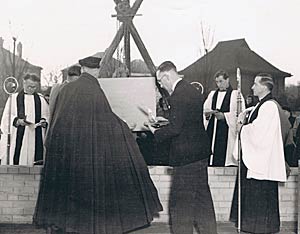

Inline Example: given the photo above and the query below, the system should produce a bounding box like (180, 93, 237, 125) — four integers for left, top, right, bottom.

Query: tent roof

(180, 38, 291, 81)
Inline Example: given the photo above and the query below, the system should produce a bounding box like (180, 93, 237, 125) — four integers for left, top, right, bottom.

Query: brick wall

(0, 165, 298, 225)
(0, 166, 41, 223)
(149, 166, 298, 224)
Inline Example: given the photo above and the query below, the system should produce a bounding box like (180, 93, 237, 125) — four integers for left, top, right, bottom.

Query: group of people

(149, 63, 291, 234)
(202, 69, 296, 233)
(0, 57, 162, 234)
(0, 56, 297, 234)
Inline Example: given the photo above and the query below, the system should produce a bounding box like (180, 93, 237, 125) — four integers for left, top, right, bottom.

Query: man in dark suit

(147, 61, 217, 234)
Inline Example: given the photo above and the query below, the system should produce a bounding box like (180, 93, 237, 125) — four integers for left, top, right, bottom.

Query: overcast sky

(0, 0, 299, 85)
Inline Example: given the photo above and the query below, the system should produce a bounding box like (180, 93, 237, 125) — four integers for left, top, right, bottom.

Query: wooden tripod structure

(98, 0, 156, 78)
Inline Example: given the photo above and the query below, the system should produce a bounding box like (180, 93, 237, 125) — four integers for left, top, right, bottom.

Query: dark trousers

(169, 159, 217, 234)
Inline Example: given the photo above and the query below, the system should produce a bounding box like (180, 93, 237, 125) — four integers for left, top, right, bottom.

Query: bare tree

(199, 21, 215, 56)
(198, 21, 215, 95)
(43, 70, 63, 87)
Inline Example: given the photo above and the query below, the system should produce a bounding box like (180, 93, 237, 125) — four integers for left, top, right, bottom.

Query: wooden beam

(124, 24, 131, 75)
(127, 21, 156, 76)
(127, 20, 169, 108)
(98, 0, 143, 77)
(98, 24, 124, 77)
(131, 0, 143, 15)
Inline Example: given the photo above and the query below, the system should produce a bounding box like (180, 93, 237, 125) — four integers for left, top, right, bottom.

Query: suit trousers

(169, 159, 217, 234)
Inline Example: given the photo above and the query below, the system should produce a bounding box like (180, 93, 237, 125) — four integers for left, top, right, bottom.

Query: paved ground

(0, 222, 297, 234)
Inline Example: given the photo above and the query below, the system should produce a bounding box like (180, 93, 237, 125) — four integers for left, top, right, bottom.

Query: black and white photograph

(0, 0, 299, 233)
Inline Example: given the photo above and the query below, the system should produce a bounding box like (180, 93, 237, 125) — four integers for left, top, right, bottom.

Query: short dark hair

(256, 73, 274, 91)
(23, 73, 40, 82)
(157, 61, 177, 73)
(214, 70, 229, 79)
(68, 65, 81, 76)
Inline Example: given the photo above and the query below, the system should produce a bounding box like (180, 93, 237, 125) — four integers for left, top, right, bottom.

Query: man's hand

(238, 107, 254, 125)
(155, 116, 168, 122)
(204, 113, 211, 120)
(237, 122, 243, 133)
(214, 111, 225, 120)
(35, 119, 47, 128)
(144, 122, 157, 134)
(16, 119, 28, 127)
(237, 112, 247, 125)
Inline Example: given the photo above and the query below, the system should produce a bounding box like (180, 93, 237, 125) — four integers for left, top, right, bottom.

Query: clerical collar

(258, 92, 272, 103)
(23, 89, 34, 95)
(172, 78, 182, 92)
(247, 92, 273, 124)
(217, 85, 231, 93)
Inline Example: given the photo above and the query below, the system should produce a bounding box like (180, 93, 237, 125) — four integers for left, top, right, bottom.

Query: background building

(0, 37, 42, 118)
(180, 38, 292, 99)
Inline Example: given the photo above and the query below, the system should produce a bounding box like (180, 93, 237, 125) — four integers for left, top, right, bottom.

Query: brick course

(150, 166, 298, 224)
(0, 165, 297, 226)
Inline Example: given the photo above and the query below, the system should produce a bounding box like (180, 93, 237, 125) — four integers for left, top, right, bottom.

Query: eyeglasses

(157, 74, 168, 83)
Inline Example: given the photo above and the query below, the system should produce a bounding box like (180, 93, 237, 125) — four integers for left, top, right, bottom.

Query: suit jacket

(154, 80, 211, 166)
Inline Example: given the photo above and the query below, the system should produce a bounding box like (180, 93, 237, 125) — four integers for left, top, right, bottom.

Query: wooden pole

(124, 24, 131, 75)
(236, 68, 243, 233)
(6, 95, 12, 165)
(98, 0, 143, 77)
(127, 21, 156, 76)
(98, 24, 124, 78)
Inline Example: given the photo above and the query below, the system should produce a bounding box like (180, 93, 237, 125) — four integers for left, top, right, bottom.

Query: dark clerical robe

(204, 87, 245, 166)
(33, 72, 162, 234)
(230, 93, 286, 233)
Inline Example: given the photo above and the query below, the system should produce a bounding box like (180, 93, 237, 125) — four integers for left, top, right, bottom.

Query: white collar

(172, 78, 182, 92)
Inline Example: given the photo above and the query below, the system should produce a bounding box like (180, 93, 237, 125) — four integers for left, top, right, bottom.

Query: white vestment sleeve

(0, 94, 18, 163)
(40, 96, 50, 123)
(203, 91, 215, 130)
(224, 90, 245, 134)
(241, 101, 287, 182)
(223, 91, 245, 166)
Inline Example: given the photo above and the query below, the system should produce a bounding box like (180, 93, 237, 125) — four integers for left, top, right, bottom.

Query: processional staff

(3, 76, 19, 165)
(236, 68, 243, 233)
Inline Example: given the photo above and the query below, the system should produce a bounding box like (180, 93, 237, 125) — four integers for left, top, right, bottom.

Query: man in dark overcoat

(147, 61, 217, 234)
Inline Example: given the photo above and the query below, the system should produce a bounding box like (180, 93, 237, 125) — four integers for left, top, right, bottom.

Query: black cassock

(33, 72, 162, 234)
(230, 94, 281, 234)
(206, 87, 233, 166)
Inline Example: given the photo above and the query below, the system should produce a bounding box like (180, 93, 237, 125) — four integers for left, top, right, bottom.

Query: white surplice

(0, 93, 49, 166)
(240, 100, 287, 182)
(204, 90, 245, 166)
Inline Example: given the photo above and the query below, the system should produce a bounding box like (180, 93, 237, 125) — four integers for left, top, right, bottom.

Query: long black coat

(33, 73, 162, 234)
(154, 80, 211, 166)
